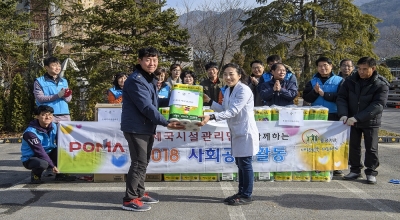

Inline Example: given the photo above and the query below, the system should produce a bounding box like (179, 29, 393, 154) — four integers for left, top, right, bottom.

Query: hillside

(360, 0, 400, 28)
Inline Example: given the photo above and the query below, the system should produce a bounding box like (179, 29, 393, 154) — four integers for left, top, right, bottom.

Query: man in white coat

(199, 63, 259, 206)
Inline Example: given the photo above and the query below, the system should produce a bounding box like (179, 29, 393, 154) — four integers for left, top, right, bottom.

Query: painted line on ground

(220, 181, 246, 220)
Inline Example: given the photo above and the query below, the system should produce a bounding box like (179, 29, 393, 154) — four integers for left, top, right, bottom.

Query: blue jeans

(235, 156, 254, 198)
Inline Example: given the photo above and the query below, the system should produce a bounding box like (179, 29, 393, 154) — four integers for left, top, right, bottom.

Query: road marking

(338, 181, 399, 219)
(220, 181, 246, 220)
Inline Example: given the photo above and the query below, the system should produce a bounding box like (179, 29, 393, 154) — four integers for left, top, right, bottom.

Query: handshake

(58, 88, 72, 98)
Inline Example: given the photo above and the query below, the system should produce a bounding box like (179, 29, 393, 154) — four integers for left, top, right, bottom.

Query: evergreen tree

(240, 0, 384, 89)
(0, 87, 5, 131)
(7, 74, 31, 132)
(58, 0, 189, 120)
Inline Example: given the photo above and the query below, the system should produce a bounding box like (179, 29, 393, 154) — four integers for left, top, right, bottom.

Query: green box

(292, 171, 311, 182)
(164, 173, 181, 181)
(254, 172, 274, 181)
(311, 171, 331, 182)
(274, 172, 292, 181)
(181, 173, 199, 181)
(199, 173, 219, 182)
(220, 173, 237, 181)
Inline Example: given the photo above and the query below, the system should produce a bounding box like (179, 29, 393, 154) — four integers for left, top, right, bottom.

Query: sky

(164, 0, 270, 14)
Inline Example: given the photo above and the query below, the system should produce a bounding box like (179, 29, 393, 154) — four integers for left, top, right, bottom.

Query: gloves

(339, 116, 348, 124)
(58, 88, 65, 98)
(346, 117, 357, 126)
(64, 88, 72, 97)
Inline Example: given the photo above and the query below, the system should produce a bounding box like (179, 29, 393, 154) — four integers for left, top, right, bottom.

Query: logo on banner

(301, 129, 320, 144)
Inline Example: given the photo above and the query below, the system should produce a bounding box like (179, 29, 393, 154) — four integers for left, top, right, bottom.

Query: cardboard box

(145, 174, 162, 182)
(274, 172, 292, 181)
(199, 173, 219, 182)
(220, 173, 237, 181)
(164, 173, 181, 181)
(94, 174, 125, 182)
(94, 103, 122, 121)
(255, 172, 273, 181)
(181, 173, 200, 181)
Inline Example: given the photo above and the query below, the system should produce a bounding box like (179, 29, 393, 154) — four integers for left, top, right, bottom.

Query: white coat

(211, 81, 259, 157)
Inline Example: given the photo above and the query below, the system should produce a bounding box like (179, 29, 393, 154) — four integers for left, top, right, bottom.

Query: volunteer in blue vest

(198, 63, 259, 206)
(302, 56, 344, 121)
(154, 68, 170, 99)
(108, 73, 127, 104)
(34, 57, 72, 123)
(21, 105, 75, 183)
(259, 55, 298, 86)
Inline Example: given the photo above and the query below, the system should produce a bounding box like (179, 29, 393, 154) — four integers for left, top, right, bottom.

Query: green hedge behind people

(337, 57, 389, 184)
(21, 105, 76, 184)
(120, 47, 184, 212)
(198, 63, 259, 206)
(34, 57, 72, 123)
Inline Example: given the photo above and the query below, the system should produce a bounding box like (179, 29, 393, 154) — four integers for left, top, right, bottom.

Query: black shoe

(55, 174, 77, 181)
(343, 172, 363, 180)
(223, 193, 241, 202)
(333, 170, 344, 177)
(226, 197, 252, 206)
(30, 172, 44, 184)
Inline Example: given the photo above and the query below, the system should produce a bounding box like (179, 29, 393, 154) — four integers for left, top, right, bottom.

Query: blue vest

(109, 86, 123, 100)
(310, 74, 342, 113)
(262, 72, 293, 83)
(36, 76, 70, 114)
(220, 86, 228, 97)
(158, 84, 170, 98)
(20, 123, 57, 162)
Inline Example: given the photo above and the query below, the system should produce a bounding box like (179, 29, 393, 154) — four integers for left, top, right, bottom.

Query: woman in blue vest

(302, 57, 344, 121)
(108, 73, 127, 104)
(154, 68, 170, 99)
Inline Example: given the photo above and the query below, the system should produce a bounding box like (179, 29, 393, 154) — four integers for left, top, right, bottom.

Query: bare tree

(179, 0, 251, 77)
(376, 26, 400, 59)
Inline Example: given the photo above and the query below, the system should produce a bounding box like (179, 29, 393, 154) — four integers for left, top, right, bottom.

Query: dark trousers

(328, 113, 339, 121)
(123, 132, 154, 202)
(22, 148, 57, 176)
(235, 156, 254, 198)
(349, 126, 379, 176)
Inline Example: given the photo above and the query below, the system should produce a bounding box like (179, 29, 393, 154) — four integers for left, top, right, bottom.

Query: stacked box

(271, 106, 280, 121)
(94, 174, 125, 182)
(302, 107, 310, 120)
(254, 107, 264, 121)
(169, 84, 203, 132)
(145, 174, 162, 182)
(181, 173, 200, 181)
(199, 173, 219, 182)
(254, 172, 274, 181)
(159, 107, 170, 120)
(311, 171, 331, 182)
(220, 173, 237, 181)
(292, 171, 311, 182)
(164, 173, 182, 181)
(274, 172, 292, 181)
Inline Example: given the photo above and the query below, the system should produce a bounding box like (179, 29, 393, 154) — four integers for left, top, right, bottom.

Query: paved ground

(0, 107, 399, 219)
(1, 142, 400, 220)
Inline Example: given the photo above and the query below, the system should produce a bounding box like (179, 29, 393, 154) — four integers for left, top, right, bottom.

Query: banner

(57, 121, 350, 173)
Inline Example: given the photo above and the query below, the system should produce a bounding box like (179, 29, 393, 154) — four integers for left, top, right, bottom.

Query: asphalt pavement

(0, 108, 399, 219)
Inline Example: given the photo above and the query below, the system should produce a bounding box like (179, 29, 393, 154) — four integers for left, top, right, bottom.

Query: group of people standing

(19, 47, 389, 212)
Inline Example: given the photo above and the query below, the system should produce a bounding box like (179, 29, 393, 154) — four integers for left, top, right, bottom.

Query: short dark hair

(357, 57, 376, 67)
(138, 47, 159, 59)
(44, 57, 60, 66)
(315, 57, 332, 66)
(154, 68, 167, 81)
(169, 63, 182, 72)
(266, 55, 281, 63)
(250, 60, 263, 68)
(270, 63, 285, 71)
(113, 73, 127, 90)
(180, 70, 197, 84)
(205, 62, 218, 71)
(221, 63, 248, 84)
(340, 59, 353, 67)
(34, 105, 54, 115)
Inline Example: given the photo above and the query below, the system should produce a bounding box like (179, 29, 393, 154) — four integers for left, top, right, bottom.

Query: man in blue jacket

(121, 47, 184, 212)
(21, 105, 75, 184)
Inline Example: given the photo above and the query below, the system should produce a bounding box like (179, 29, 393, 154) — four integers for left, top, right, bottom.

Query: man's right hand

(53, 166, 60, 174)
(339, 116, 348, 124)
(58, 88, 65, 98)
(167, 121, 185, 130)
